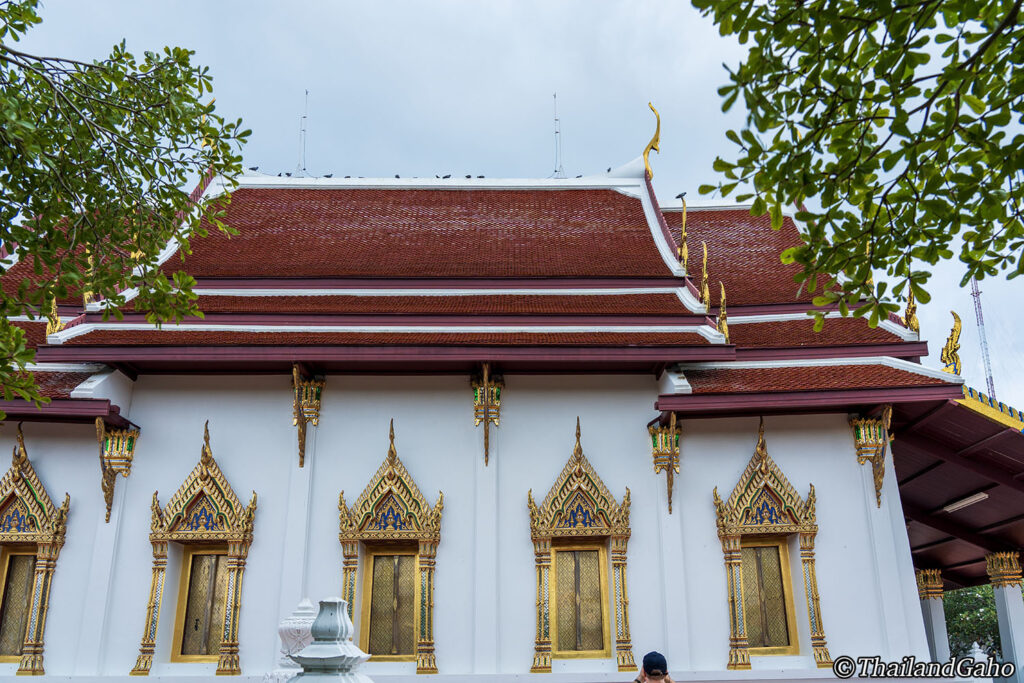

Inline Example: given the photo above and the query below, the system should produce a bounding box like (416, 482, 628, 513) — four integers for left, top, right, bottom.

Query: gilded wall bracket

(95, 417, 140, 523)
(130, 421, 257, 676)
(471, 363, 503, 466)
(338, 420, 444, 674)
(292, 364, 325, 468)
(849, 405, 892, 508)
(0, 424, 70, 675)
(712, 418, 831, 669)
(527, 417, 634, 672)
(649, 413, 681, 513)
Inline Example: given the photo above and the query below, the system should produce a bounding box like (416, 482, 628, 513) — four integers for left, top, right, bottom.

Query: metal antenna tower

(970, 277, 997, 398)
(553, 93, 566, 179)
(296, 89, 309, 177)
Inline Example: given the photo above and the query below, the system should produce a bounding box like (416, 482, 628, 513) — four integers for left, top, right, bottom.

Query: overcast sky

(19, 0, 1024, 408)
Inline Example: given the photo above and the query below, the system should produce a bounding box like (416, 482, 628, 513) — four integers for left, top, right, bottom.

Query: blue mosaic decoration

(745, 489, 787, 527)
(371, 495, 409, 531)
(0, 504, 30, 532)
(183, 498, 220, 531)
(557, 499, 598, 528)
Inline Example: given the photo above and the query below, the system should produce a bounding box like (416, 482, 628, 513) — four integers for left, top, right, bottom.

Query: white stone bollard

(265, 599, 318, 683)
(288, 597, 371, 682)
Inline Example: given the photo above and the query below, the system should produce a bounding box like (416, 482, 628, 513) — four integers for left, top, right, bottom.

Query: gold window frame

(339, 420, 443, 674)
(739, 537, 799, 657)
(526, 418, 633, 673)
(170, 545, 230, 663)
(0, 546, 37, 664)
(549, 541, 612, 659)
(130, 422, 257, 676)
(0, 425, 70, 675)
(712, 418, 830, 670)
(357, 544, 420, 662)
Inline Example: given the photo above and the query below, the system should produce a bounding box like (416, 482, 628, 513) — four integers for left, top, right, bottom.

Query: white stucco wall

(0, 373, 927, 680)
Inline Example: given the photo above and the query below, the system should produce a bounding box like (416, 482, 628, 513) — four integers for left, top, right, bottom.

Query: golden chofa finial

(902, 288, 920, 334)
(201, 420, 213, 467)
(573, 416, 583, 458)
(941, 311, 962, 375)
(700, 241, 710, 313)
(717, 281, 730, 344)
(46, 296, 64, 336)
(643, 102, 661, 179)
(675, 192, 688, 270)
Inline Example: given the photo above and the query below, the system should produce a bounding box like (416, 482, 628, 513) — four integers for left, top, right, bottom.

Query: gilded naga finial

(941, 311, 962, 375)
(700, 241, 710, 313)
(717, 281, 730, 344)
(643, 102, 660, 179)
(200, 420, 213, 467)
(755, 417, 769, 474)
(676, 193, 688, 270)
(45, 296, 64, 335)
(13, 422, 28, 468)
(573, 416, 583, 458)
(902, 289, 919, 334)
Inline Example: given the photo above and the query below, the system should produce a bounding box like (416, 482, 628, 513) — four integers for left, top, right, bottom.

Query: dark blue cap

(643, 651, 668, 677)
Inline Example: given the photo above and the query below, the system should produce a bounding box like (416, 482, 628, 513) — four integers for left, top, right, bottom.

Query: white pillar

(472, 420, 499, 673)
(987, 552, 1024, 683)
(72, 465, 129, 674)
(915, 569, 950, 662)
(272, 423, 318, 670)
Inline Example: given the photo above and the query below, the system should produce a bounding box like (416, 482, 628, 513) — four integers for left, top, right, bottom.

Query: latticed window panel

(0, 553, 35, 657)
(555, 549, 604, 653)
(179, 551, 229, 657)
(740, 544, 790, 649)
(368, 554, 416, 656)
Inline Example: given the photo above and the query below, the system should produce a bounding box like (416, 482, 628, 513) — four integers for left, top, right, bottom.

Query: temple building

(2, 134, 1024, 682)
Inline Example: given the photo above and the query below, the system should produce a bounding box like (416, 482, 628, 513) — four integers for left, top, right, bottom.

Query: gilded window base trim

(130, 422, 257, 676)
(528, 419, 632, 673)
(713, 418, 831, 669)
(0, 426, 70, 677)
(339, 421, 443, 674)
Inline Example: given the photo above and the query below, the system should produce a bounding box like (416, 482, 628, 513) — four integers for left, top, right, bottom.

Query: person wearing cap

(633, 651, 674, 683)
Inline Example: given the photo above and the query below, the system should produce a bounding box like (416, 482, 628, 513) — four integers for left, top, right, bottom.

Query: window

(0, 549, 35, 661)
(740, 539, 798, 655)
(551, 544, 610, 658)
(172, 546, 229, 661)
(360, 548, 418, 660)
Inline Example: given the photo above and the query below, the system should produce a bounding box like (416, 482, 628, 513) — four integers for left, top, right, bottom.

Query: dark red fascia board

(36, 344, 736, 365)
(89, 313, 711, 326)
(0, 399, 134, 428)
(737, 341, 928, 362)
(190, 277, 688, 289)
(656, 383, 964, 417)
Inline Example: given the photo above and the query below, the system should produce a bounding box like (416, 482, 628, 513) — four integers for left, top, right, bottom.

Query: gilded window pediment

(149, 422, 257, 544)
(339, 420, 443, 544)
(528, 418, 630, 540)
(713, 419, 815, 537)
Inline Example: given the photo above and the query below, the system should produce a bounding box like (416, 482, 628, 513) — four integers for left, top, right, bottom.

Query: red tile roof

(730, 318, 902, 348)
(61, 329, 709, 346)
(662, 208, 823, 306)
(181, 293, 690, 316)
(32, 371, 94, 398)
(684, 364, 949, 394)
(168, 188, 675, 279)
(12, 321, 48, 350)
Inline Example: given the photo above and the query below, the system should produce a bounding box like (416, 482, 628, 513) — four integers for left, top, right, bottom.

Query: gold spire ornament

(717, 282, 730, 344)
(902, 289, 919, 333)
(700, 241, 710, 313)
(940, 311, 962, 375)
(642, 102, 660, 179)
